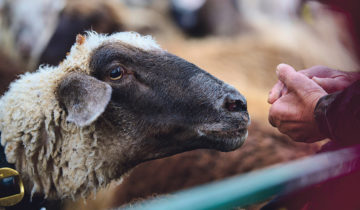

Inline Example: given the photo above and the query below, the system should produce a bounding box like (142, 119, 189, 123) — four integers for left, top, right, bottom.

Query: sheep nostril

(224, 99, 247, 112)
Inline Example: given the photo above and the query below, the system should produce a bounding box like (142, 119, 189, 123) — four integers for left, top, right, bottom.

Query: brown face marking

(76, 34, 85, 45)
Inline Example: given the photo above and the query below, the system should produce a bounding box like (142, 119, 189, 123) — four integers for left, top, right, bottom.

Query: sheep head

(0, 32, 249, 199)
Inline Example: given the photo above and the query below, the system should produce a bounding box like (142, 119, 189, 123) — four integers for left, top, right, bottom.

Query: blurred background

(0, 0, 358, 209)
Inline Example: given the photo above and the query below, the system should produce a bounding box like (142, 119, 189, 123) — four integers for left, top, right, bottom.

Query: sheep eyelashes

(0, 32, 250, 200)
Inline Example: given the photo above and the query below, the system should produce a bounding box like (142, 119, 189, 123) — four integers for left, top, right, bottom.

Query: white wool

(82, 31, 161, 52)
(63, 31, 163, 75)
(0, 31, 162, 200)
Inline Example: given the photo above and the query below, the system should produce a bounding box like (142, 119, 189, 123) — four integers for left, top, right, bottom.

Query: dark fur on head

(58, 41, 249, 168)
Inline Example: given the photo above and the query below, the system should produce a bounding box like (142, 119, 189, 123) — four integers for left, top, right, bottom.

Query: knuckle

(291, 134, 302, 141)
(277, 124, 287, 134)
(290, 133, 307, 142)
(268, 114, 278, 127)
(268, 117, 276, 127)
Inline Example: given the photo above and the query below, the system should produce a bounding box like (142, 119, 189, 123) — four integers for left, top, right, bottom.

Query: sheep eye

(109, 67, 124, 80)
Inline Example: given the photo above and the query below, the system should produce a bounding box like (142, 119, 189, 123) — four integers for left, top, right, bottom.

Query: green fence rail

(123, 145, 360, 210)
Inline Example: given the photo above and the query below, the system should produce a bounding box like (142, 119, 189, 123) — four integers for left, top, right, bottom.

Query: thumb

(276, 63, 318, 92)
(276, 64, 297, 87)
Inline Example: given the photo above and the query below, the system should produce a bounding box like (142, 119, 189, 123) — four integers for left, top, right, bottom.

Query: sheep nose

(224, 94, 247, 112)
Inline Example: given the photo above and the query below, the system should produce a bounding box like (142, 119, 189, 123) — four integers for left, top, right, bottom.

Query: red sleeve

(314, 80, 360, 145)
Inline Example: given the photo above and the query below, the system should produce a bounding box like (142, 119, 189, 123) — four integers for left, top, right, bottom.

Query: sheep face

(0, 32, 249, 199)
(58, 39, 250, 170)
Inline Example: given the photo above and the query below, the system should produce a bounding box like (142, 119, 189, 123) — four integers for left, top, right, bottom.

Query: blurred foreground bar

(124, 145, 360, 210)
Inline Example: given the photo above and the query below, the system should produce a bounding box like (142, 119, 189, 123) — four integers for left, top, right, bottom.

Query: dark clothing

(262, 81, 360, 210)
(314, 80, 360, 147)
(313, 0, 360, 144)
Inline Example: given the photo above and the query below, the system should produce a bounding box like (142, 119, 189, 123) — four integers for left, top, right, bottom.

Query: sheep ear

(58, 72, 112, 127)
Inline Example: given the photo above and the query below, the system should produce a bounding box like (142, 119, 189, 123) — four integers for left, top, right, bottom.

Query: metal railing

(124, 145, 360, 210)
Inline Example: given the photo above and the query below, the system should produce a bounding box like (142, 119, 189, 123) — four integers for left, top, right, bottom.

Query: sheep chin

(193, 128, 248, 152)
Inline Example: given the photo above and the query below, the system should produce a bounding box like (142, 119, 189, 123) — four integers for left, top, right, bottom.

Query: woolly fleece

(0, 31, 162, 199)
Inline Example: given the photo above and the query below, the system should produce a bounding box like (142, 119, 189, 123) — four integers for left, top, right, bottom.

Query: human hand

(299, 65, 360, 93)
(268, 66, 360, 103)
(268, 64, 328, 142)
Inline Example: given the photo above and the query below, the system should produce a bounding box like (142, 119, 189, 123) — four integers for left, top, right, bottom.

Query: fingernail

(277, 63, 288, 70)
(268, 91, 277, 104)
(268, 94, 273, 103)
(312, 76, 320, 82)
(276, 63, 287, 75)
(267, 97, 274, 104)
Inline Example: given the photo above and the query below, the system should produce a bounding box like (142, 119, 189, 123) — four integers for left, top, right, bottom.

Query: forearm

(314, 80, 360, 144)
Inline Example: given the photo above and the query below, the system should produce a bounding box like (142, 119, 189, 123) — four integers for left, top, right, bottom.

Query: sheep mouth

(197, 128, 248, 152)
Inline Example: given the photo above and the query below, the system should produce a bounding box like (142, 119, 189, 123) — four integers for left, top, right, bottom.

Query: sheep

(0, 0, 125, 70)
(170, 0, 245, 37)
(0, 31, 250, 201)
(38, 0, 126, 66)
(0, 52, 24, 95)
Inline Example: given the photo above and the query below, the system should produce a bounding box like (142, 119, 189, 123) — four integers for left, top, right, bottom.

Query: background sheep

(0, 0, 125, 71)
(0, 32, 250, 202)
